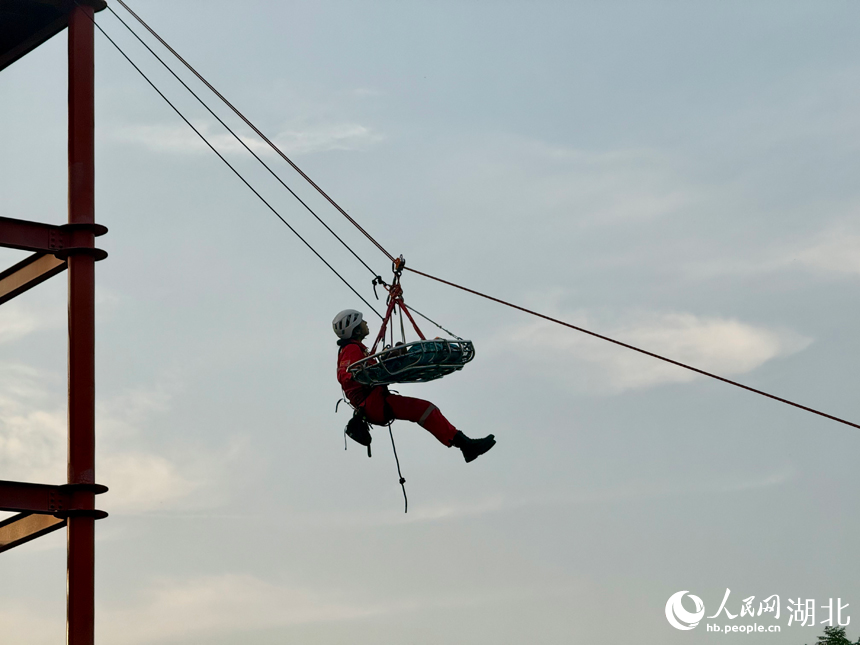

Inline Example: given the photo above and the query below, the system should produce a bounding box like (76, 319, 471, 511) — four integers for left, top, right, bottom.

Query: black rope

(115, 0, 397, 263)
(407, 265, 860, 431)
(94, 3, 860, 436)
(406, 303, 464, 340)
(105, 5, 382, 281)
(387, 423, 408, 513)
(83, 7, 383, 318)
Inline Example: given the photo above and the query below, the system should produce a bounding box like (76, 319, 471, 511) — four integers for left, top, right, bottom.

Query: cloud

(486, 310, 812, 394)
(517, 141, 691, 225)
(0, 363, 66, 483)
(96, 574, 382, 645)
(796, 229, 860, 275)
(111, 120, 383, 157)
(273, 123, 384, 155)
(0, 603, 63, 645)
(0, 574, 375, 645)
(0, 364, 229, 514)
(98, 451, 198, 514)
(351, 87, 383, 98)
(0, 302, 52, 345)
(682, 220, 860, 281)
(562, 463, 795, 504)
(0, 569, 566, 645)
(279, 462, 796, 531)
(288, 497, 512, 529)
(438, 136, 694, 229)
(95, 382, 249, 514)
(0, 568, 571, 645)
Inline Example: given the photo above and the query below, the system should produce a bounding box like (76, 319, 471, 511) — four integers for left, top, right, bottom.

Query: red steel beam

(0, 253, 67, 306)
(0, 215, 107, 256)
(0, 216, 65, 253)
(0, 480, 65, 514)
(68, 5, 97, 644)
(0, 513, 66, 555)
(0, 480, 108, 516)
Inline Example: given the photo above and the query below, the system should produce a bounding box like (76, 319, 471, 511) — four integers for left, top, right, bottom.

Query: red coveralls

(337, 340, 458, 446)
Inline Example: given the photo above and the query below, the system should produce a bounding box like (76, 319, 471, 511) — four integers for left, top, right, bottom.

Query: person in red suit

(333, 309, 495, 462)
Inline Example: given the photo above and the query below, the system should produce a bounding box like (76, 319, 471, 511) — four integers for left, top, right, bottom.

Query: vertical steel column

(67, 4, 96, 645)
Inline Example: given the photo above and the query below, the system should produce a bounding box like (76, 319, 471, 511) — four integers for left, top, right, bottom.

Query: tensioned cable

(103, 3, 860, 432)
(104, 5, 381, 281)
(115, 0, 396, 263)
(83, 7, 382, 318)
(405, 266, 860, 431)
(403, 302, 463, 340)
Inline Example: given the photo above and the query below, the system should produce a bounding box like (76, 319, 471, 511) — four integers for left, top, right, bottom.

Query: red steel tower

(0, 1, 108, 643)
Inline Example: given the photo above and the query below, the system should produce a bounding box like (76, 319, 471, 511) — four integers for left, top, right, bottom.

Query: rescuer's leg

(384, 394, 458, 446)
(384, 395, 496, 461)
(363, 390, 495, 461)
(451, 430, 496, 463)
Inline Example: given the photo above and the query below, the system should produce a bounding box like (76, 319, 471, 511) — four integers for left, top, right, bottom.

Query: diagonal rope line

(84, 7, 382, 318)
(403, 303, 463, 340)
(115, 0, 396, 263)
(405, 266, 860, 431)
(96, 3, 859, 433)
(104, 4, 382, 281)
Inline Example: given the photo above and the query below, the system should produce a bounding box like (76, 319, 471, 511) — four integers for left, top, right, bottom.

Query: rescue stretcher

(348, 338, 475, 386)
(350, 256, 476, 386)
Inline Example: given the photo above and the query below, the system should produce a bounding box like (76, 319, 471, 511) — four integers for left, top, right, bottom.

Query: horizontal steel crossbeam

(0, 480, 108, 517)
(0, 215, 107, 259)
(0, 480, 65, 514)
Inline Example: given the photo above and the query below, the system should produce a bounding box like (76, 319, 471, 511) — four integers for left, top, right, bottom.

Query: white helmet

(332, 309, 363, 339)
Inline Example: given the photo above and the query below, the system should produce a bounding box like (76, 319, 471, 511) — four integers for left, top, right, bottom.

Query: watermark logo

(666, 590, 706, 630)
(664, 589, 850, 634)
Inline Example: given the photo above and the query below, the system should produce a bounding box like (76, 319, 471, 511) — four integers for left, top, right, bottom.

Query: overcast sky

(2, 1, 860, 643)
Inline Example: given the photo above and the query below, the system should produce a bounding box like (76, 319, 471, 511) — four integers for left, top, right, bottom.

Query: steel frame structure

(0, 2, 107, 643)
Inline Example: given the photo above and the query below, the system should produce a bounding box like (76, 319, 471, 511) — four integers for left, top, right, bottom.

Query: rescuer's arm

(337, 343, 365, 389)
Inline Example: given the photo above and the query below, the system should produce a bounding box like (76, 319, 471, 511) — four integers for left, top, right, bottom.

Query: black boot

(451, 431, 496, 463)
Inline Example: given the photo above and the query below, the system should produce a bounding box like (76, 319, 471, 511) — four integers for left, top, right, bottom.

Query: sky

(1, 1, 860, 643)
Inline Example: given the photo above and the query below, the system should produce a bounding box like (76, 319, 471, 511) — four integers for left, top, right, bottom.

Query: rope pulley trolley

(348, 256, 476, 387)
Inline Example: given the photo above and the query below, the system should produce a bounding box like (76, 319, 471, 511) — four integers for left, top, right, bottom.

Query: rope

(387, 423, 408, 514)
(105, 5, 381, 281)
(405, 265, 860, 431)
(96, 3, 860, 435)
(114, 0, 397, 263)
(405, 303, 464, 340)
(84, 8, 383, 319)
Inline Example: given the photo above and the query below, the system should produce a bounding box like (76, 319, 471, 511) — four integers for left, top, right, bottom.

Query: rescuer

(333, 309, 496, 462)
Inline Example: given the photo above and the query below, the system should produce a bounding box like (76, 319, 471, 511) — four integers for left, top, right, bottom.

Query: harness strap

(370, 268, 427, 354)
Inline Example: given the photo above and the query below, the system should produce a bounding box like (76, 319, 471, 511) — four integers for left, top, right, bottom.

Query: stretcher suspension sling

(348, 257, 476, 387)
